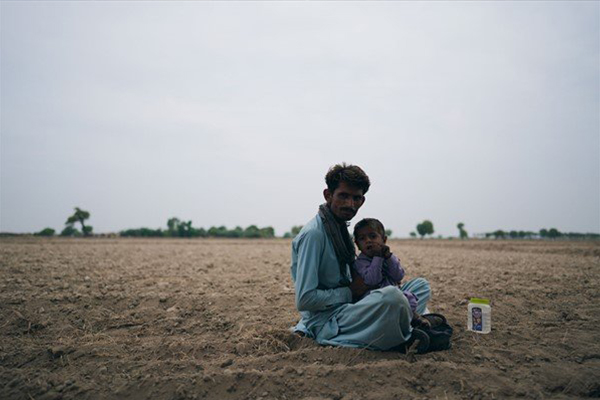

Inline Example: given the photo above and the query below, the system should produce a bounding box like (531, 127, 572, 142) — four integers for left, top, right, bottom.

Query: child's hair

(353, 218, 386, 239)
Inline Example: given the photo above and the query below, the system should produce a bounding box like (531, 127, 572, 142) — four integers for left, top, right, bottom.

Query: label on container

(468, 298, 491, 334)
(471, 306, 483, 331)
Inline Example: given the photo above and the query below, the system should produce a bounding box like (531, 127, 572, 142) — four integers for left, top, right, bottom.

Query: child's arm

(353, 256, 384, 286)
(384, 254, 405, 283)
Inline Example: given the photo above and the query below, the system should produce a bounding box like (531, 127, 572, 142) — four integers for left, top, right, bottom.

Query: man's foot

(402, 328, 430, 354)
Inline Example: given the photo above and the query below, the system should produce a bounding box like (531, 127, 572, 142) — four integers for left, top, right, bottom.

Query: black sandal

(421, 313, 447, 327)
(403, 328, 430, 354)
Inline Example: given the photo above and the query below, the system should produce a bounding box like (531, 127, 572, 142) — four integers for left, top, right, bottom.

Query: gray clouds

(1, 2, 598, 237)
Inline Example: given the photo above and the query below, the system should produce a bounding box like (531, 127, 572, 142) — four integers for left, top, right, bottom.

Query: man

(290, 163, 431, 350)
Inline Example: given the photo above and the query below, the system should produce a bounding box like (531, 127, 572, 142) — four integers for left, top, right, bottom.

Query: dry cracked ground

(1, 238, 599, 399)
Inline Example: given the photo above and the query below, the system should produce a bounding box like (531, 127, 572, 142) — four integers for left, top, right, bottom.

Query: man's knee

(412, 277, 431, 302)
(379, 286, 410, 309)
(419, 278, 431, 300)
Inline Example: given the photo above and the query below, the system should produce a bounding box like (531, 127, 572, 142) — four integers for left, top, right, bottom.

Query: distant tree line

(27, 208, 600, 240)
(33, 209, 276, 239)
(484, 228, 600, 240)
(406, 221, 599, 240)
(120, 217, 275, 238)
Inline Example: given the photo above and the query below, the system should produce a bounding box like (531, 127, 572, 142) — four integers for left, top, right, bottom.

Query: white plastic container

(467, 298, 491, 334)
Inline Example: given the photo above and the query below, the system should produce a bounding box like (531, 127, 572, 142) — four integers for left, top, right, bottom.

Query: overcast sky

(1, 1, 598, 237)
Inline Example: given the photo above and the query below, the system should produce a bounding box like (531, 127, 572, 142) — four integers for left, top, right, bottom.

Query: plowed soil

(1, 238, 599, 399)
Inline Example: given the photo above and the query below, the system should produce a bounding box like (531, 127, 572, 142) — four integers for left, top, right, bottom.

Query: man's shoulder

(293, 215, 325, 245)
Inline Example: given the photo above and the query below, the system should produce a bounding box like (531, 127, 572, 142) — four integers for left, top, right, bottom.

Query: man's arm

(294, 230, 352, 312)
(349, 269, 374, 302)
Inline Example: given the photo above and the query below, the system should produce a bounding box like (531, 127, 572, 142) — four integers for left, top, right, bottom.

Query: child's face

(355, 226, 387, 258)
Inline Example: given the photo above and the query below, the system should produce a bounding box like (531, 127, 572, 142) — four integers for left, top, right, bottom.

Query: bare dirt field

(1, 238, 599, 399)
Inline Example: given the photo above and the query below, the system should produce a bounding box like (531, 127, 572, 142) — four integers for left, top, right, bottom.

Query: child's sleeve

(403, 291, 419, 314)
(353, 256, 384, 286)
(384, 254, 405, 283)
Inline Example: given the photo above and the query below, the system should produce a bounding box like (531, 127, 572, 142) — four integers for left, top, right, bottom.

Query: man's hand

(349, 270, 374, 301)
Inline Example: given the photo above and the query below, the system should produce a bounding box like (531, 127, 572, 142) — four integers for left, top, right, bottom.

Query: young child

(353, 218, 427, 325)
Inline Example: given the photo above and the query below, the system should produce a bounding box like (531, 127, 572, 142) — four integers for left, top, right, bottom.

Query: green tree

(243, 225, 261, 238)
(547, 228, 562, 239)
(509, 230, 519, 239)
(178, 221, 193, 237)
(416, 220, 434, 239)
(228, 226, 244, 238)
(493, 230, 506, 239)
(409, 231, 417, 238)
(259, 227, 275, 238)
(167, 218, 180, 237)
(60, 225, 80, 237)
(207, 226, 229, 237)
(65, 207, 92, 236)
(539, 229, 548, 238)
(191, 227, 207, 238)
(216, 226, 229, 237)
(457, 223, 468, 239)
(385, 229, 393, 238)
(35, 227, 55, 237)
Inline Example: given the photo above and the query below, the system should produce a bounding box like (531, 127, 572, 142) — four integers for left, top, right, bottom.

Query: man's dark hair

(353, 218, 386, 238)
(325, 163, 370, 194)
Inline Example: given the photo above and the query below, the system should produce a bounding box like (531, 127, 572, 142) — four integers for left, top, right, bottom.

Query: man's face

(323, 182, 365, 222)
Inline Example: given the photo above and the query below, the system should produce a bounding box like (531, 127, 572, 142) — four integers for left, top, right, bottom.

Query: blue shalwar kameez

(291, 215, 431, 350)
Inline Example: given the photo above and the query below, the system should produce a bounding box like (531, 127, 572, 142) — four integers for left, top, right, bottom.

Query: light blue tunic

(291, 215, 431, 350)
